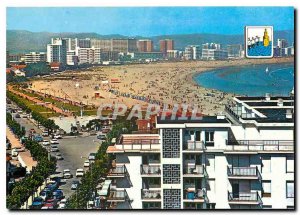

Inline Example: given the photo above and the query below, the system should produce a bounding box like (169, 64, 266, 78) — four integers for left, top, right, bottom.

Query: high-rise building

(137, 40, 153, 52)
(111, 39, 138, 53)
(227, 44, 243, 59)
(184, 45, 201, 60)
(91, 39, 112, 51)
(76, 38, 91, 48)
(105, 95, 294, 209)
(23, 52, 47, 64)
(66, 51, 78, 66)
(167, 50, 181, 59)
(160, 39, 174, 54)
(277, 39, 288, 49)
(65, 38, 77, 51)
(47, 38, 67, 65)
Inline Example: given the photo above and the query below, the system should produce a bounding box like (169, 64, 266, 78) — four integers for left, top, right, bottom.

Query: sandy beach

(29, 57, 294, 116)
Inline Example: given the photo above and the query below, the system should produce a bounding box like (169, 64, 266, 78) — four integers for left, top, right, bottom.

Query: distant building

(66, 51, 78, 66)
(65, 38, 77, 51)
(9, 54, 23, 63)
(100, 51, 120, 61)
(111, 39, 138, 53)
(227, 44, 243, 59)
(76, 38, 91, 48)
(23, 52, 47, 64)
(184, 45, 201, 60)
(167, 50, 181, 59)
(202, 43, 228, 60)
(47, 38, 67, 65)
(137, 40, 153, 52)
(160, 39, 174, 55)
(277, 39, 288, 49)
(76, 47, 101, 64)
(91, 39, 112, 51)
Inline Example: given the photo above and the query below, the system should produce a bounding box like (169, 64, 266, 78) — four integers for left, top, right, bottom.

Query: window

(286, 181, 294, 198)
(286, 156, 294, 173)
(205, 131, 214, 146)
(261, 156, 271, 173)
(262, 180, 271, 197)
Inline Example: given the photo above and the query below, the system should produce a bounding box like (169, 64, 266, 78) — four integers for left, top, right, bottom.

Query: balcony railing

(228, 191, 262, 204)
(183, 164, 207, 177)
(140, 165, 161, 176)
(107, 190, 127, 202)
(225, 105, 257, 119)
(108, 165, 128, 177)
(227, 166, 261, 180)
(183, 140, 206, 151)
(226, 140, 294, 152)
(116, 139, 160, 151)
(141, 189, 161, 200)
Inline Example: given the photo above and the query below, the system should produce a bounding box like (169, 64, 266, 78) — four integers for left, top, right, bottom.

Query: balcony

(107, 165, 128, 178)
(183, 140, 206, 152)
(107, 190, 128, 202)
(227, 166, 261, 180)
(228, 191, 262, 205)
(107, 134, 160, 153)
(183, 189, 209, 203)
(225, 140, 294, 153)
(141, 189, 161, 201)
(140, 165, 161, 177)
(183, 164, 207, 177)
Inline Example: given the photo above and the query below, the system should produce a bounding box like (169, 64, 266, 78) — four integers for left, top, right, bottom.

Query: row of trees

(7, 91, 59, 134)
(66, 116, 136, 209)
(6, 114, 57, 209)
(6, 113, 25, 138)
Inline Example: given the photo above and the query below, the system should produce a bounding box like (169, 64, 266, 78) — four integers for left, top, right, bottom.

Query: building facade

(160, 39, 174, 54)
(137, 40, 153, 52)
(184, 45, 201, 60)
(91, 39, 112, 51)
(76, 47, 101, 64)
(227, 44, 243, 59)
(23, 52, 47, 64)
(202, 43, 228, 60)
(106, 95, 294, 209)
(111, 39, 138, 53)
(47, 38, 67, 65)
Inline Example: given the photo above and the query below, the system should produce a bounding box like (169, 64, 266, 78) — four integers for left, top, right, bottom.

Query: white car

(50, 139, 59, 144)
(76, 169, 84, 177)
(50, 146, 59, 152)
(42, 140, 50, 146)
(54, 134, 62, 139)
(84, 160, 90, 168)
(63, 169, 72, 179)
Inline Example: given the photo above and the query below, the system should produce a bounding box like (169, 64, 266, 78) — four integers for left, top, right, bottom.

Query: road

(8, 102, 101, 199)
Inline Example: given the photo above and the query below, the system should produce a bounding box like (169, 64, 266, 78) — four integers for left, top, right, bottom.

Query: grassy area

(8, 91, 60, 118)
(14, 88, 99, 116)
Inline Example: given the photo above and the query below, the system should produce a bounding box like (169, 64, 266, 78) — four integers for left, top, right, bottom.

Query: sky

(6, 7, 294, 36)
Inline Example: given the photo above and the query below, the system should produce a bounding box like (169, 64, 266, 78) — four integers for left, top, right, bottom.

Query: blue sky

(7, 7, 294, 36)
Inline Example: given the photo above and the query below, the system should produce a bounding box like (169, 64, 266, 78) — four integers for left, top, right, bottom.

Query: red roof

(11, 64, 26, 70)
(50, 62, 61, 67)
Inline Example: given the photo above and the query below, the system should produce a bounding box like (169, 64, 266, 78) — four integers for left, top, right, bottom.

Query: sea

(193, 63, 294, 96)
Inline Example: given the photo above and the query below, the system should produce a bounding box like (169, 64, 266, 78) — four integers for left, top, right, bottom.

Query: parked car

(53, 189, 64, 200)
(83, 160, 90, 168)
(34, 135, 43, 142)
(71, 180, 80, 190)
(76, 169, 84, 177)
(50, 139, 59, 144)
(43, 140, 50, 146)
(50, 145, 59, 152)
(30, 197, 44, 209)
(53, 134, 62, 139)
(88, 153, 96, 161)
(12, 146, 25, 153)
(55, 153, 63, 160)
(40, 189, 52, 201)
(42, 131, 49, 137)
(97, 134, 106, 140)
(63, 169, 72, 179)
(58, 199, 66, 209)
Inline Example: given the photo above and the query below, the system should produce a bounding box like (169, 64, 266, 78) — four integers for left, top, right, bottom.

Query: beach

(29, 57, 294, 116)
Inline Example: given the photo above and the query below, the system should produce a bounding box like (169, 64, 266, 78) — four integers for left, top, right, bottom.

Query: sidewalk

(6, 126, 37, 171)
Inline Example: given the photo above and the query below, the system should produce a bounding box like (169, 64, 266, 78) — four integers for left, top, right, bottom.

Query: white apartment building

(202, 43, 228, 60)
(184, 45, 201, 60)
(76, 47, 101, 64)
(23, 52, 47, 64)
(66, 51, 78, 66)
(106, 94, 294, 210)
(227, 44, 243, 59)
(47, 38, 67, 65)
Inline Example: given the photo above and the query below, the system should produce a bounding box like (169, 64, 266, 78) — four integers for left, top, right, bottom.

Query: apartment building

(160, 39, 174, 55)
(184, 45, 201, 60)
(111, 39, 138, 53)
(91, 39, 112, 51)
(23, 52, 47, 64)
(227, 44, 243, 59)
(106, 94, 294, 209)
(76, 47, 101, 64)
(202, 43, 228, 60)
(47, 38, 67, 65)
(137, 40, 153, 52)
